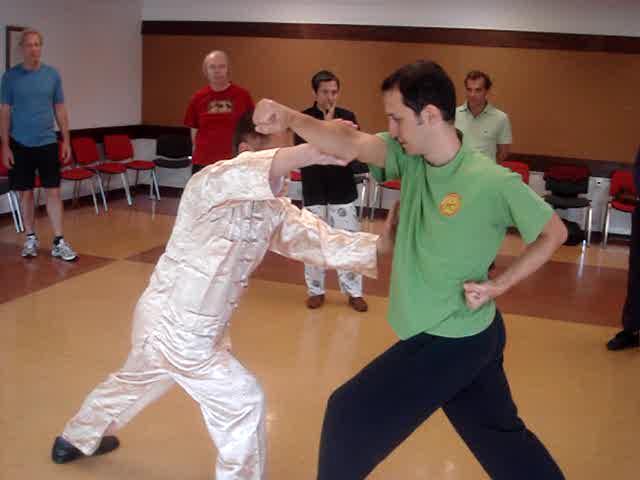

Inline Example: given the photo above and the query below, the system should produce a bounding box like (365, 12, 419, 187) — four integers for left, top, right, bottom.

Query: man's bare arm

(0, 104, 13, 167)
(269, 144, 348, 179)
(254, 99, 387, 168)
(463, 213, 568, 310)
(54, 103, 70, 161)
(190, 128, 197, 152)
(497, 144, 510, 163)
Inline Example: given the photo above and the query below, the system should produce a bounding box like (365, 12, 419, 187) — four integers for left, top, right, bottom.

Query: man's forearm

(0, 106, 10, 147)
(269, 144, 339, 179)
(286, 106, 362, 160)
(54, 105, 70, 142)
(190, 128, 197, 151)
(496, 144, 510, 163)
(493, 214, 567, 296)
(257, 100, 386, 167)
(270, 202, 379, 279)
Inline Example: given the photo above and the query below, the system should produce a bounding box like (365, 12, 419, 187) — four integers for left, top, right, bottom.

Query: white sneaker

(21, 235, 39, 257)
(51, 238, 78, 261)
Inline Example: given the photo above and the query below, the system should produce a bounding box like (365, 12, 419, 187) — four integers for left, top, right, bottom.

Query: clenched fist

(253, 99, 291, 135)
(463, 281, 503, 311)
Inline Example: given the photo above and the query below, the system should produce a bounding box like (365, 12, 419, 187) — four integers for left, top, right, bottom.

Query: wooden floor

(1, 194, 638, 479)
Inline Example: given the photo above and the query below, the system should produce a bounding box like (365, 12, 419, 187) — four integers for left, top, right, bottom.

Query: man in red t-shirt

(184, 50, 254, 173)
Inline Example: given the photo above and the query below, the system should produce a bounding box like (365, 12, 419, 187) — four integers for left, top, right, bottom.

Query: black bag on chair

(544, 165, 592, 246)
(562, 219, 585, 246)
(544, 165, 590, 197)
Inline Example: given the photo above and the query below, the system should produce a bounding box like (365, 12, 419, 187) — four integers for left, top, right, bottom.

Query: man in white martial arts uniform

(51, 112, 382, 480)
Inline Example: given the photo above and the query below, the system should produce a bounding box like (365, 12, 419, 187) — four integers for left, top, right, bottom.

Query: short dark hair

(232, 109, 267, 155)
(311, 70, 340, 93)
(464, 70, 493, 90)
(381, 60, 456, 123)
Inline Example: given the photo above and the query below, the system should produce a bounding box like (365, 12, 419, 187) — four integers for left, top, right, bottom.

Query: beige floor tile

(0, 207, 175, 260)
(2, 262, 638, 479)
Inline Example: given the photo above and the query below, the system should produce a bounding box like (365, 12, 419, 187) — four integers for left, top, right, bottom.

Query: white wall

(0, 0, 143, 129)
(142, 0, 640, 37)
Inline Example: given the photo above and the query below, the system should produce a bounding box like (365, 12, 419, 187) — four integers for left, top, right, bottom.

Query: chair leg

(6, 193, 21, 233)
(87, 179, 99, 215)
(11, 191, 24, 232)
(602, 203, 611, 248)
(96, 174, 108, 212)
(121, 173, 133, 206)
(369, 183, 380, 221)
(585, 205, 592, 247)
(359, 179, 368, 221)
(72, 181, 81, 208)
(151, 169, 161, 200)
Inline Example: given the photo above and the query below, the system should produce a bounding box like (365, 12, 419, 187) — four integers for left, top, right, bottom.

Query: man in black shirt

(294, 70, 369, 312)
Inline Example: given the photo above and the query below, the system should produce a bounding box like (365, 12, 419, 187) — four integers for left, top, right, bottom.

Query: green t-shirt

(370, 133, 553, 339)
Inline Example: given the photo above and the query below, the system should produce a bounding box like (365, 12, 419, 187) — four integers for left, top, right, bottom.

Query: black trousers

(622, 207, 640, 332)
(317, 311, 564, 479)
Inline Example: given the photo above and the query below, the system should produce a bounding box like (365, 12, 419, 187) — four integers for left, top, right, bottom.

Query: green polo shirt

(454, 102, 512, 161)
(370, 133, 552, 339)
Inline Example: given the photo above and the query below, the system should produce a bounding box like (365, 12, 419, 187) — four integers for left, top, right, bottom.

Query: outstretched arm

(269, 201, 380, 279)
(269, 199, 400, 278)
(195, 144, 352, 206)
(254, 99, 387, 168)
(269, 143, 349, 179)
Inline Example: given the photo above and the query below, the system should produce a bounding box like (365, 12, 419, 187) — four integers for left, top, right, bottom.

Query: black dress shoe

(51, 435, 120, 464)
(606, 330, 640, 351)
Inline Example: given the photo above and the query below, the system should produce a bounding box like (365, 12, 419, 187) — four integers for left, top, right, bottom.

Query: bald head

(202, 50, 231, 90)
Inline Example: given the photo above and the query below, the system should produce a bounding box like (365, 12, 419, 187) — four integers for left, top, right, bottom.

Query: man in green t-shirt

(254, 60, 567, 480)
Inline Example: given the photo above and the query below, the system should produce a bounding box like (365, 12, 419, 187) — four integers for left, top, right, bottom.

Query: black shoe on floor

(606, 330, 639, 351)
(51, 435, 120, 464)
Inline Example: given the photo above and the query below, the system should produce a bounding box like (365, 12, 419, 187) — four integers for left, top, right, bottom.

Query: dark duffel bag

(562, 219, 585, 246)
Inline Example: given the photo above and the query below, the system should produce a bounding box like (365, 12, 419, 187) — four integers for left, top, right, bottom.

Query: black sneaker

(606, 330, 639, 351)
(51, 435, 120, 464)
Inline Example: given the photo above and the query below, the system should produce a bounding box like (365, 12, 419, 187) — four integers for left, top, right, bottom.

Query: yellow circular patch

(439, 193, 462, 217)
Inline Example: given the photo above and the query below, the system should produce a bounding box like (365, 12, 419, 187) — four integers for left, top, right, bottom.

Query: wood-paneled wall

(142, 23, 640, 166)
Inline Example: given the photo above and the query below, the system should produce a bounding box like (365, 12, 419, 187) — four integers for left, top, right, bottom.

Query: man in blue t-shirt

(0, 28, 76, 261)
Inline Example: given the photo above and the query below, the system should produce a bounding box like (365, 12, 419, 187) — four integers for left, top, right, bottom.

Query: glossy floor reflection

(1, 199, 638, 479)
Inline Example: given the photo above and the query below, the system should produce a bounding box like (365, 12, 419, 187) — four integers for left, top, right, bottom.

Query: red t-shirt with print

(184, 83, 254, 166)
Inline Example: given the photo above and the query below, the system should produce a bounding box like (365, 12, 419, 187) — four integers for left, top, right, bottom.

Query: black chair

(153, 134, 192, 171)
(543, 165, 592, 246)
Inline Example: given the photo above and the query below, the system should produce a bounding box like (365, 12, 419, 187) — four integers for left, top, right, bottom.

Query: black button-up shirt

(294, 103, 367, 207)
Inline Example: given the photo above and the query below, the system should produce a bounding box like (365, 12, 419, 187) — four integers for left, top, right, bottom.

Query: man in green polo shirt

(455, 70, 512, 162)
(254, 60, 567, 480)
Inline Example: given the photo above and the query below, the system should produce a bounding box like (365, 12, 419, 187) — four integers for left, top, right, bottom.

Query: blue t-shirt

(0, 63, 64, 147)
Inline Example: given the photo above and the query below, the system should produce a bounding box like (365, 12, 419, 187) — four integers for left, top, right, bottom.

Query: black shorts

(8, 138, 60, 190)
